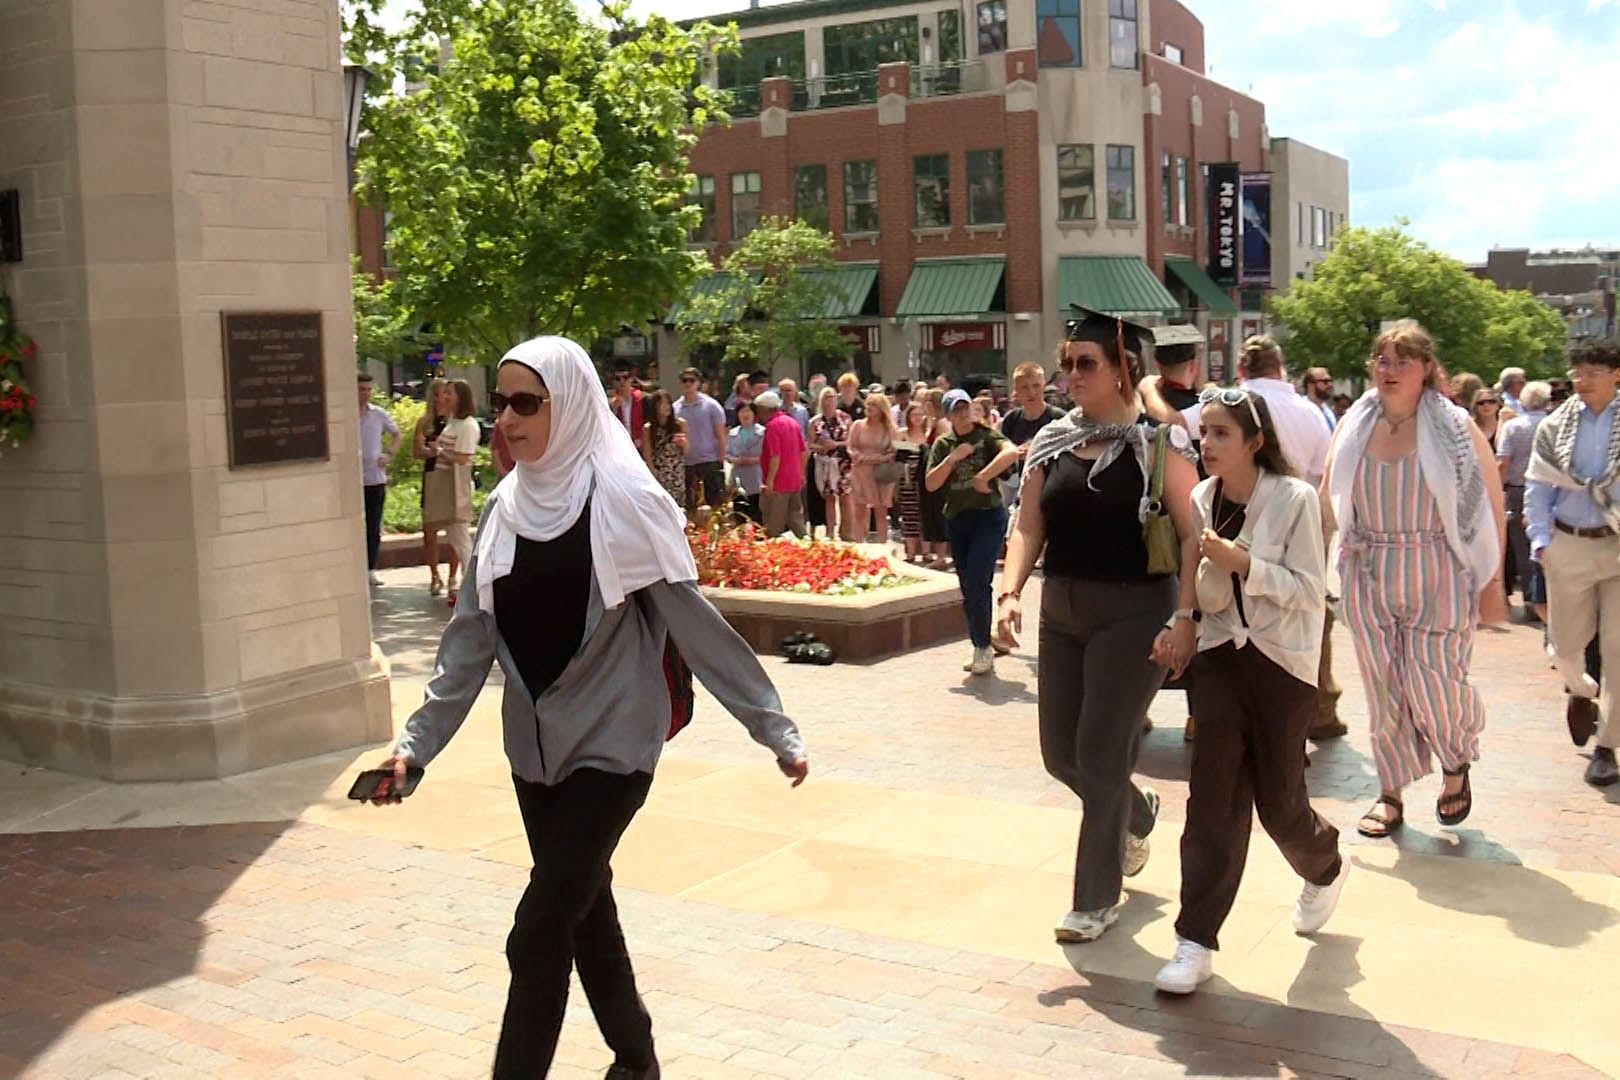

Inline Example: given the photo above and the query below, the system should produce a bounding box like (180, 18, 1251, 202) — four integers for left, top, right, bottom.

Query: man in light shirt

(1303, 367, 1337, 432)
(357, 372, 401, 587)
(1499, 366, 1528, 417)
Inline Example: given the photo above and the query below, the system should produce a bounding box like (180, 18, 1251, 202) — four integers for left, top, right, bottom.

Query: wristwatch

(1165, 608, 1201, 629)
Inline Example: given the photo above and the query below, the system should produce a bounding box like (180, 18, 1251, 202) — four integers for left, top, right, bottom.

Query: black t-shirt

(1159, 382, 1200, 413)
(836, 396, 866, 421)
(1041, 444, 1165, 582)
(495, 507, 593, 701)
(1211, 480, 1248, 626)
(1000, 405, 1066, 447)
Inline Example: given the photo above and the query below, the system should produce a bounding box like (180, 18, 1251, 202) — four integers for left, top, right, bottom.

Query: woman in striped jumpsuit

(1323, 321, 1506, 838)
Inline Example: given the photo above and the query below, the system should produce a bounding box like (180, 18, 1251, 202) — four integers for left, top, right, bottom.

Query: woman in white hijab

(374, 336, 809, 1080)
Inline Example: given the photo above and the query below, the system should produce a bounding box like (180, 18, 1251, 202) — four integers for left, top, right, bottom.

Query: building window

(1106, 144, 1134, 220)
(1175, 156, 1189, 225)
(1297, 202, 1305, 246)
(1108, 0, 1138, 68)
(1036, 0, 1081, 67)
(688, 175, 716, 243)
(913, 154, 951, 228)
(1311, 206, 1325, 248)
(843, 160, 879, 233)
(731, 172, 762, 241)
(1163, 42, 1182, 65)
(716, 30, 807, 103)
(1160, 152, 1173, 225)
(794, 165, 829, 232)
(938, 10, 962, 63)
(976, 0, 1007, 55)
(824, 16, 920, 76)
(1057, 144, 1095, 220)
(966, 149, 1004, 224)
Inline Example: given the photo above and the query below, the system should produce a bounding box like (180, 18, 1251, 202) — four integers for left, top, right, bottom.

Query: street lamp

(342, 64, 372, 176)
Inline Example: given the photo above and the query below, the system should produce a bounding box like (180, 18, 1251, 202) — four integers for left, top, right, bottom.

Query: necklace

(1212, 482, 1246, 535)
(1382, 408, 1418, 434)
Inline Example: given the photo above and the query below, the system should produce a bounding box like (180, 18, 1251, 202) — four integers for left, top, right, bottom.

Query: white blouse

(1190, 471, 1326, 687)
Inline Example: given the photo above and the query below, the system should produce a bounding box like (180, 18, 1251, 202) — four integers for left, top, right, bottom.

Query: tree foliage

(676, 218, 855, 375)
(352, 263, 432, 369)
(1269, 225, 1568, 381)
(344, 0, 736, 363)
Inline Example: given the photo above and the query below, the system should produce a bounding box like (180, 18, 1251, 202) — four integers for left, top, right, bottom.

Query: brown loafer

(1568, 696, 1600, 748)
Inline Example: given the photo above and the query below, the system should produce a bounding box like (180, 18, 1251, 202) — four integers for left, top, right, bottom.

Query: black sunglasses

(489, 391, 549, 416)
(680, 376, 698, 384)
(1059, 351, 1104, 373)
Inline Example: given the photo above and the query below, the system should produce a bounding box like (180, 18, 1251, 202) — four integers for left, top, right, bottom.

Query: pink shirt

(760, 412, 807, 493)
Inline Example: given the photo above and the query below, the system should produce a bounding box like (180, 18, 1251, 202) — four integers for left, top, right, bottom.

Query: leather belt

(1556, 520, 1616, 539)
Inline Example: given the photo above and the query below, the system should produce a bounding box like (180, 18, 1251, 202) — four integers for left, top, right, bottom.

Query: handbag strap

(1147, 423, 1169, 513)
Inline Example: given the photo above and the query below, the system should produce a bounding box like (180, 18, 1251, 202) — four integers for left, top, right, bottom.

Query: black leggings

(493, 768, 655, 1079)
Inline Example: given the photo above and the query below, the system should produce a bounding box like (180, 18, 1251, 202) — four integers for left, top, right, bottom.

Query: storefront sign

(839, 325, 882, 352)
(922, 322, 1006, 351)
(221, 312, 328, 468)
(1207, 162, 1240, 287)
(1239, 172, 1273, 287)
(612, 332, 649, 358)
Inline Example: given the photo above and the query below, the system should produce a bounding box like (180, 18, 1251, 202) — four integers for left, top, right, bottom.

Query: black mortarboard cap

(1065, 305, 1153, 358)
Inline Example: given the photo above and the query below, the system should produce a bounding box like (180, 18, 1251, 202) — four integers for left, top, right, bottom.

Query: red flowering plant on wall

(684, 492, 910, 596)
(0, 297, 37, 453)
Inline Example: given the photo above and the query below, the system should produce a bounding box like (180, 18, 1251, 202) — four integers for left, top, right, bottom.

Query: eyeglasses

(1370, 355, 1421, 373)
(1475, 397, 1499, 407)
(1059, 352, 1104, 374)
(680, 376, 698, 384)
(1198, 386, 1262, 429)
(489, 391, 549, 416)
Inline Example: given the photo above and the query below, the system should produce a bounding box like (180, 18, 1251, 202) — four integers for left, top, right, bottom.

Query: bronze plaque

(221, 312, 330, 468)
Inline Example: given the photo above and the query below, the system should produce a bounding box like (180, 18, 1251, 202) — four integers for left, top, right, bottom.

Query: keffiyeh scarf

(1524, 395, 1620, 533)
(1025, 408, 1198, 523)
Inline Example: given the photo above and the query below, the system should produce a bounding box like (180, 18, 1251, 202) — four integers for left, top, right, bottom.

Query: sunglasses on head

(489, 391, 549, 416)
(1198, 385, 1262, 428)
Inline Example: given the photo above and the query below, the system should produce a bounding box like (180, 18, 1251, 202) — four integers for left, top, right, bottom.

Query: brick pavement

(0, 822, 1602, 1080)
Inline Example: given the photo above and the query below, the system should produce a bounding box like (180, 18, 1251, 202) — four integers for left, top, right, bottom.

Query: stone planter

(701, 546, 966, 662)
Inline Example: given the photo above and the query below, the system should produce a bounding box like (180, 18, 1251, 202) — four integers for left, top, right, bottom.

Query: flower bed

(688, 527, 912, 596)
(0, 298, 38, 454)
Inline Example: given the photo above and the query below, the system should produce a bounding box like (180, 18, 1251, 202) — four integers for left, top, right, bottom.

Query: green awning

(1057, 255, 1179, 317)
(895, 257, 1005, 317)
(1165, 256, 1238, 316)
(666, 270, 758, 325)
(798, 262, 879, 319)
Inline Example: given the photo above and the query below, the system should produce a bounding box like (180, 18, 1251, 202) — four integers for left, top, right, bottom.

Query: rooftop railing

(719, 58, 990, 118)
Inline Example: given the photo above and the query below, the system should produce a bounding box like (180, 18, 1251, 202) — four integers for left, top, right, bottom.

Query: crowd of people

(350, 318, 1614, 1075)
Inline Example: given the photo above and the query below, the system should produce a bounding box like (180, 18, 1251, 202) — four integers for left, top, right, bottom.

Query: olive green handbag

(1142, 424, 1181, 576)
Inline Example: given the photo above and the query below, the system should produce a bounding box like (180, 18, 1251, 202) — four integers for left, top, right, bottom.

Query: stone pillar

(0, 0, 391, 780)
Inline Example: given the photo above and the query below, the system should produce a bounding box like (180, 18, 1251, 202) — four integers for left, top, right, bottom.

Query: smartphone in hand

(347, 766, 424, 801)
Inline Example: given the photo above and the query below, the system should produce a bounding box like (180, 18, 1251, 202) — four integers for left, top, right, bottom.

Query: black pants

(684, 462, 726, 510)
(1039, 575, 1172, 912)
(363, 483, 386, 570)
(493, 768, 655, 1079)
(1177, 643, 1341, 951)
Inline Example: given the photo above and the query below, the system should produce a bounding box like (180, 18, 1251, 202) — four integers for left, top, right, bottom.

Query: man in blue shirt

(1526, 338, 1620, 786)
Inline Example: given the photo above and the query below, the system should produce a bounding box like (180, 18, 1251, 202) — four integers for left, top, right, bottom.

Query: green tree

(352, 263, 431, 370)
(345, 0, 736, 362)
(676, 218, 855, 375)
(1270, 224, 1567, 381)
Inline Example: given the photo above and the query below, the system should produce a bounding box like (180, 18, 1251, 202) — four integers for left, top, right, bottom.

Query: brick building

(1469, 247, 1619, 344)
(663, 0, 1308, 386)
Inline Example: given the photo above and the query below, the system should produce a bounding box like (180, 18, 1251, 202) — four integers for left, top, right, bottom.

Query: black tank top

(1041, 447, 1164, 582)
(494, 506, 593, 701)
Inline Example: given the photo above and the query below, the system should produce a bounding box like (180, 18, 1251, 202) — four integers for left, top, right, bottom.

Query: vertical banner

(1239, 172, 1272, 287)
(1207, 162, 1240, 287)
(1207, 320, 1229, 383)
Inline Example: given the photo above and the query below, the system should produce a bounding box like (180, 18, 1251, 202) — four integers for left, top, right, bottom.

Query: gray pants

(1039, 574, 1175, 912)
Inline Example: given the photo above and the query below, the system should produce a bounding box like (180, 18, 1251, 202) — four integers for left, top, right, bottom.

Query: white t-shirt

(441, 417, 481, 456)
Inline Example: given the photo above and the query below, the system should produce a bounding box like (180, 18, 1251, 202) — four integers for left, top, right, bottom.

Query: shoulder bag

(1142, 424, 1181, 576)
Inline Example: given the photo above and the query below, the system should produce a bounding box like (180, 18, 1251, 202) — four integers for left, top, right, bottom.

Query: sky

(374, 0, 1620, 262)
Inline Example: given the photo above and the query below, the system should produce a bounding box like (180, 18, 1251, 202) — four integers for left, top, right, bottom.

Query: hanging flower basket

(0, 297, 37, 453)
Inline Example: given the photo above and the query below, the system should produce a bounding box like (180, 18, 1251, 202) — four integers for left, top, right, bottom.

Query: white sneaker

(965, 646, 994, 675)
(1054, 905, 1119, 943)
(1292, 856, 1350, 934)
(1154, 937, 1214, 995)
(368, 571, 384, 587)
(1122, 788, 1159, 877)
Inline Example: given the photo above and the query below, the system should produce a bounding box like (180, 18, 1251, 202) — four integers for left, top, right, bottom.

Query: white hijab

(1328, 387, 1498, 590)
(474, 336, 697, 613)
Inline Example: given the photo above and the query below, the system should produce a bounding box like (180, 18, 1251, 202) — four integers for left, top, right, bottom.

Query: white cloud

(1364, 19, 1401, 36)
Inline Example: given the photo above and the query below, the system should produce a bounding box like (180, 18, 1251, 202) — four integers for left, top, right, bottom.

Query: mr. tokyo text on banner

(1206, 162, 1240, 287)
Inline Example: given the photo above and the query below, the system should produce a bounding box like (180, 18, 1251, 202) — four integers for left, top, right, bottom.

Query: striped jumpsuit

(1340, 451, 1486, 789)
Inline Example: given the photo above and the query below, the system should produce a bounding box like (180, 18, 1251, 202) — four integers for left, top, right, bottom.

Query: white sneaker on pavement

(1154, 937, 1214, 995)
(1292, 855, 1350, 934)
(1122, 788, 1159, 877)
(1054, 905, 1119, 944)
(368, 571, 384, 587)
(965, 646, 994, 675)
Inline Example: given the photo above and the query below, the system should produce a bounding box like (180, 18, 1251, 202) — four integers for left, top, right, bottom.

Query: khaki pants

(761, 489, 806, 538)
(1317, 608, 1342, 726)
(1544, 530, 1620, 750)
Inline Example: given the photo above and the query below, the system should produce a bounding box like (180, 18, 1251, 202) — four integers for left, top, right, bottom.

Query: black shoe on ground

(605, 1062, 660, 1080)
(1586, 747, 1619, 787)
(1307, 719, 1348, 741)
(1568, 696, 1600, 748)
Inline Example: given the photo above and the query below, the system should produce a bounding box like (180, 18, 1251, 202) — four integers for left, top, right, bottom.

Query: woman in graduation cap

(373, 336, 809, 1080)
(994, 307, 1201, 944)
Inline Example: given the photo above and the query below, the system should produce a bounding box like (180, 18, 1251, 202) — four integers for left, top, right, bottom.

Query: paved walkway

(2, 565, 1617, 1078)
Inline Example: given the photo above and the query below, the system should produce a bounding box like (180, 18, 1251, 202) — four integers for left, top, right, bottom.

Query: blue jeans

(946, 507, 1005, 649)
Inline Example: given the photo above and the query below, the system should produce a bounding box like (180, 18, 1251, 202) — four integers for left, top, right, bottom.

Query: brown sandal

(1357, 795, 1404, 838)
